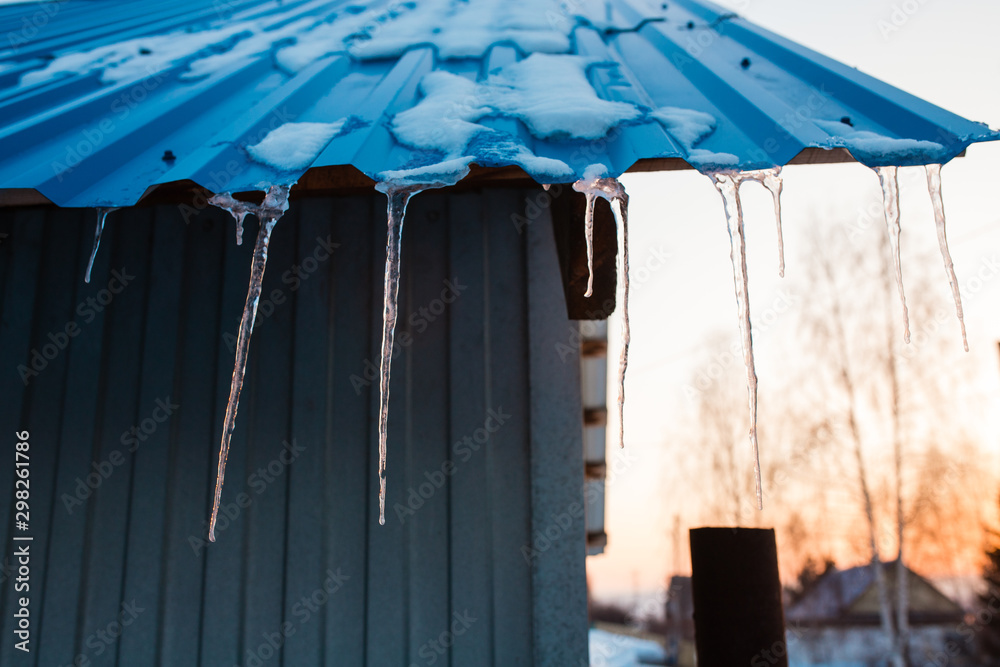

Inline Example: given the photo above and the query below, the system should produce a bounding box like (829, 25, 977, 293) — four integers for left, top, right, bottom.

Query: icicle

(572, 173, 631, 449)
(740, 167, 785, 278)
(207, 185, 290, 542)
(206, 192, 258, 245)
(583, 192, 596, 297)
(711, 172, 763, 510)
(611, 196, 629, 450)
(235, 211, 247, 246)
(372, 185, 418, 526)
(761, 168, 785, 278)
(85, 208, 117, 283)
(925, 164, 968, 352)
(875, 166, 910, 344)
(367, 160, 470, 528)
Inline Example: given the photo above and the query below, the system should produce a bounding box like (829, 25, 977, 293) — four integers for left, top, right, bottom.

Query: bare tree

(685, 333, 831, 535)
(792, 218, 984, 666)
(807, 236, 903, 666)
(673, 209, 996, 667)
(878, 235, 910, 667)
(907, 443, 993, 575)
(689, 357, 753, 525)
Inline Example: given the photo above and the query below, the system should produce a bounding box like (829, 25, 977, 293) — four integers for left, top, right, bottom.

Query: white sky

(589, 0, 1000, 605)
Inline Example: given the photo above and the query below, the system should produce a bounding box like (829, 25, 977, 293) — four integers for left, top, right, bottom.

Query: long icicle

(573, 174, 631, 448)
(875, 166, 910, 344)
(208, 185, 290, 541)
(712, 172, 763, 510)
(85, 208, 117, 283)
(611, 195, 629, 449)
(925, 164, 968, 352)
(583, 191, 596, 297)
(375, 185, 417, 526)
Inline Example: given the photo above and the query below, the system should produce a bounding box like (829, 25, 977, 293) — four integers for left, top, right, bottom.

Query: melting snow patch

(392, 72, 485, 155)
(247, 120, 346, 172)
(488, 55, 642, 139)
(376, 157, 475, 189)
(12, 0, 581, 87)
(183, 17, 319, 80)
(275, 10, 379, 72)
(582, 163, 609, 181)
(19, 23, 258, 86)
(508, 149, 574, 180)
(390, 54, 639, 179)
(465, 132, 575, 181)
(349, 0, 572, 60)
(16, 0, 339, 86)
(815, 120, 947, 165)
(687, 149, 740, 170)
(651, 106, 717, 150)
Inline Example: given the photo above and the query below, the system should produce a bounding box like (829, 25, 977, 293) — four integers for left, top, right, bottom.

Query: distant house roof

(0, 0, 996, 207)
(786, 562, 965, 627)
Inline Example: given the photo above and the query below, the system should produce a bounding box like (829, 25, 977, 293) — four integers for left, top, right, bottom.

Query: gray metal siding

(0, 189, 587, 666)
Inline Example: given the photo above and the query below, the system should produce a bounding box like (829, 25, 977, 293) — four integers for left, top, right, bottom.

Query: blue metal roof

(0, 0, 996, 207)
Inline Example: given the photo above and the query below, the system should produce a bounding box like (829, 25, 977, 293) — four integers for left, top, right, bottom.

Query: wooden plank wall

(0, 189, 588, 667)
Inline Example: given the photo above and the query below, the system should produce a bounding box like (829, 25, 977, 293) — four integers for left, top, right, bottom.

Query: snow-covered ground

(590, 628, 667, 667)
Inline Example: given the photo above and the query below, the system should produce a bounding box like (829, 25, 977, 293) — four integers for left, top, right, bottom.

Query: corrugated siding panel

(0, 189, 587, 665)
(0, 0, 995, 207)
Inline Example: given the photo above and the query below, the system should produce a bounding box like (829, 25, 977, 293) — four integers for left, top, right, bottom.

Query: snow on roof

(813, 120, 950, 168)
(247, 120, 347, 171)
(786, 565, 877, 623)
(347, 0, 573, 61)
(786, 563, 964, 625)
(386, 53, 643, 182)
(0, 0, 996, 206)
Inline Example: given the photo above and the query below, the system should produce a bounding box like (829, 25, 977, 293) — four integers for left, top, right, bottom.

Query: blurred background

(586, 0, 1000, 647)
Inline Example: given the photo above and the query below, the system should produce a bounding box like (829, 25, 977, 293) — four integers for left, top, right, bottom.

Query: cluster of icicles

(77, 164, 968, 537)
(705, 163, 967, 509)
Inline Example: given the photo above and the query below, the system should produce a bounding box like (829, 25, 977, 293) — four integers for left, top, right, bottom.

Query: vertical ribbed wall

(0, 189, 587, 666)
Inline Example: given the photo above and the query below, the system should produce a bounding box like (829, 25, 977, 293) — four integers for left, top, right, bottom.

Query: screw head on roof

(139, 47, 152, 55)
(162, 150, 176, 162)
(741, 57, 752, 69)
(661, 2, 668, 9)
(686, 20, 695, 29)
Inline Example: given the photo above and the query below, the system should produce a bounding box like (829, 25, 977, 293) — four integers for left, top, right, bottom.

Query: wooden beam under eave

(0, 188, 53, 207)
(0, 146, 964, 208)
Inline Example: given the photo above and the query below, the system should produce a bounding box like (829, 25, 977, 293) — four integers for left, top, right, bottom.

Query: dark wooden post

(689, 527, 788, 667)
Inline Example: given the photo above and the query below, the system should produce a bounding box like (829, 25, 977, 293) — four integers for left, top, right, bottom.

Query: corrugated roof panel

(0, 0, 996, 207)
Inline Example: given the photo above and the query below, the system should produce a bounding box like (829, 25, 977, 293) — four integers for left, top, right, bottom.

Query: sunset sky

(587, 0, 1000, 607)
